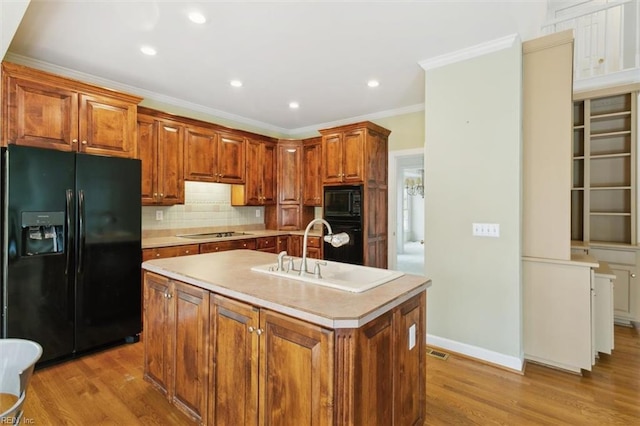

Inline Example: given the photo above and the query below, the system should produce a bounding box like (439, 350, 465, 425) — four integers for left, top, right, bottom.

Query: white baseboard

(427, 333, 524, 372)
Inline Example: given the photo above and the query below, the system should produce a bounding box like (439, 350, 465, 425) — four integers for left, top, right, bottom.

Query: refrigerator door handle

(78, 189, 85, 274)
(65, 189, 73, 276)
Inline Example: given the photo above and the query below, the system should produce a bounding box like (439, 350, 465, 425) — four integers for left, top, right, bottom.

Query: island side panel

(334, 291, 426, 425)
(393, 291, 426, 425)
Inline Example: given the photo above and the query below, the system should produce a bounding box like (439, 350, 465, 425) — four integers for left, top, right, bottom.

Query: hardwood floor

(425, 325, 640, 425)
(17, 325, 639, 425)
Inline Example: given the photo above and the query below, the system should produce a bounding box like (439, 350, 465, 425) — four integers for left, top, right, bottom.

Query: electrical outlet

(155, 210, 163, 221)
(255, 209, 260, 218)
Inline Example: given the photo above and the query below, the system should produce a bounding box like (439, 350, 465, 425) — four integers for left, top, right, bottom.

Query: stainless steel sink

(177, 231, 252, 239)
(251, 258, 404, 293)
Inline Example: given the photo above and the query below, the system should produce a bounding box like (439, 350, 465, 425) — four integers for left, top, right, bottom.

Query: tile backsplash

(141, 181, 264, 231)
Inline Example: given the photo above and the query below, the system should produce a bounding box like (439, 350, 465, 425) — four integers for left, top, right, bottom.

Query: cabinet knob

(156, 253, 160, 257)
(248, 326, 255, 333)
(632, 273, 636, 278)
(185, 250, 190, 254)
(256, 328, 263, 336)
(72, 139, 78, 143)
(81, 140, 87, 145)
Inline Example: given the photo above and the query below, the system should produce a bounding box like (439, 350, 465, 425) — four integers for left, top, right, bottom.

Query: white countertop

(142, 229, 321, 249)
(142, 250, 430, 329)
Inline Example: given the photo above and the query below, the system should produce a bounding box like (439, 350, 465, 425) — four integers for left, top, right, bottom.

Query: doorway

(388, 148, 425, 275)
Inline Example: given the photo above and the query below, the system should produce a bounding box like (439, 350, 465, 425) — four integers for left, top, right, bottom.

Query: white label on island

(409, 324, 416, 350)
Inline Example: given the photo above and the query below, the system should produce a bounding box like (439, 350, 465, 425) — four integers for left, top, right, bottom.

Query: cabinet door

(210, 296, 260, 426)
(611, 265, 634, 320)
(278, 143, 302, 204)
(79, 93, 137, 158)
(4, 76, 78, 151)
(342, 130, 365, 183)
(244, 139, 263, 205)
(137, 114, 158, 205)
(289, 235, 302, 257)
(157, 120, 185, 205)
(184, 125, 218, 181)
(276, 235, 289, 254)
(259, 310, 334, 425)
(143, 272, 172, 395)
(261, 141, 277, 205)
(303, 141, 322, 206)
(172, 281, 210, 423)
(322, 133, 343, 184)
(217, 132, 246, 184)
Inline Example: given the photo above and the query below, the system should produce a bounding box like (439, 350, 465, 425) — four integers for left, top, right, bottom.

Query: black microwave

(323, 185, 362, 219)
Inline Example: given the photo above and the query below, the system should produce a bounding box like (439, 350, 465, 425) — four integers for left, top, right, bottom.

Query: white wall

(1, 0, 30, 60)
(422, 37, 523, 370)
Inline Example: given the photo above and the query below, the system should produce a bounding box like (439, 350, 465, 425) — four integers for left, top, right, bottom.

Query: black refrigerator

(1, 145, 142, 365)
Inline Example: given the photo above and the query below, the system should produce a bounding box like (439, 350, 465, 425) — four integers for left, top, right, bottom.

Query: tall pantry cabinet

(319, 121, 390, 268)
(571, 85, 640, 324)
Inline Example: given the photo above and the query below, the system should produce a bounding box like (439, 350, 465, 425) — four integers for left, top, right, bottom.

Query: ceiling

(5, 1, 549, 136)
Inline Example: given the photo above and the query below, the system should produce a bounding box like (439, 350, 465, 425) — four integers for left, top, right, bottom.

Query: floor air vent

(427, 348, 449, 360)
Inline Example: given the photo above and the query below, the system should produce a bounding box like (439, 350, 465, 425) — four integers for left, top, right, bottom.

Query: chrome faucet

(300, 218, 350, 275)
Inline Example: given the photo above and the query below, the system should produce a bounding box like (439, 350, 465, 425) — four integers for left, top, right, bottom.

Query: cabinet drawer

(200, 238, 256, 253)
(307, 236, 321, 248)
(256, 236, 277, 250)
(589, 248, 638, 265)
(142, 244, 199, 261)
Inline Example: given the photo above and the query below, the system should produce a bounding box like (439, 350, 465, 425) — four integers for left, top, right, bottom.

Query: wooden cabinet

(137, 110, 184, 205)
(265, 141, 314, 230)
(320, 122, 390, 268)
(210, 295, 333, 425)
(2, 62, 141, 158)
(321, 129, 365, 184)
(142, 244, 199, 262)
(255, 236, 277, 253)
(302, 137, 322, 206)
(288, 235, 322, 259)
(144, 268, 427, 426)
(231, 138, 276, 206)
(571, 88, 638, 245)
(143, 272, 210, 423)
(276, 235, 289, 254)
(200, 238, 256, 253)
(183, 126, 246, 184)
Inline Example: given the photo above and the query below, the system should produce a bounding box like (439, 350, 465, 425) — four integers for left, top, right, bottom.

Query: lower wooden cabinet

(255, 236, 277, 253)
(288, 235, 322, 259)
(142, 244, 199, 261)
(210, 295, 334, 425)
(143, 273, 426, 426)
(143, 272, 210, 423)
(200, 238, 256, 253)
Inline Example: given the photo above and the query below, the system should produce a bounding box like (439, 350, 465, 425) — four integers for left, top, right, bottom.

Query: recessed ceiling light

(367, 80, 380, 88)
(289, 102, 300, 109)
(140, 45, 157, 56)
(230, 80, 243, 88)
(188, 12, 206, 24)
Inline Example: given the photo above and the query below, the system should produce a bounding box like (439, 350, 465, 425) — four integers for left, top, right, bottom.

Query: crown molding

(419, 33, 520, 71)
(3, 53, 291, 136)
(287, 103, 425, 137)
(4, 53, 426, 137)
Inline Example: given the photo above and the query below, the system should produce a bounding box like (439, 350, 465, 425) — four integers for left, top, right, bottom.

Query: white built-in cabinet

(571, 85, 640, 324)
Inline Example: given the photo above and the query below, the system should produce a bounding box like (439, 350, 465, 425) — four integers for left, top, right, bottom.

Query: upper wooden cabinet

(302, 137, 322, 206)
(231, 137, 276, 206)
(1, 62, 141, 158)
(137, 110, 185, 206)
(319, 122, 390, 186)
(184, 127, 246, 184)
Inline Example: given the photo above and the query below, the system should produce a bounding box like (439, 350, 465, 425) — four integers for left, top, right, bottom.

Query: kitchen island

(142, 250, 430, 426)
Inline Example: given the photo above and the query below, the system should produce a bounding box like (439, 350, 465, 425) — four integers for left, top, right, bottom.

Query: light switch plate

(155, 210, 163, 221)
(472, 223, 500, 237)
